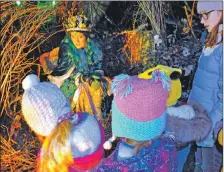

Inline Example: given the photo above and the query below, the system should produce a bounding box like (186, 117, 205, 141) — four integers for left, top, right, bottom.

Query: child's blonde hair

(125, 138, 153, 153)
(37, 120, 73, 172)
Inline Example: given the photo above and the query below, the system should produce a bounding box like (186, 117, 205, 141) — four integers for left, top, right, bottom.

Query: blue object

(188, 43, 223, 147)
(200, 30, 207, 45)
(112, 100, 167, 141)
(177, 145, 191, 172)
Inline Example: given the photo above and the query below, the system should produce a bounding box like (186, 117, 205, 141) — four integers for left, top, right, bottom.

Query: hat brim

(112, 100, 166, 141)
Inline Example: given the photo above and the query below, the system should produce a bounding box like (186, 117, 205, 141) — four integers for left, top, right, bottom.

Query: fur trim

(166, 101, 212, 145)
(167, 105, 195, 119)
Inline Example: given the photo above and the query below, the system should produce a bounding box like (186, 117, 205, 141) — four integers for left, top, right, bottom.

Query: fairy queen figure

(46, 14, 111, 124)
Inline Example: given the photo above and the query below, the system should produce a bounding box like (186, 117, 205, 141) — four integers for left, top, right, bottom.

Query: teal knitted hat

(111, 71, 171, 141)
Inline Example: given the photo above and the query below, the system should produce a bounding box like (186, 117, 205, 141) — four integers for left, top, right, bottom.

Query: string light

(16, 0, 21, 6)
(52, 1, 56, 6)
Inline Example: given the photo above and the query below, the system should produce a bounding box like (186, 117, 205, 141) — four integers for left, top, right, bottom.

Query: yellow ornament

(78, 23, 86, 29)
(218, 128, 223, 146)
(90, 75, 101, 91)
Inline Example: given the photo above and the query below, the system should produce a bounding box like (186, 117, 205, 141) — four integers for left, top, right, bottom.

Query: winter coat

(95, 137, 178, 172)
(166, 101, 212, 150)
(188, 43, 223, 147)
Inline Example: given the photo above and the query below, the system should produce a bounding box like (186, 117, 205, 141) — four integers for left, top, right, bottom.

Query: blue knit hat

(111, 71, 170, 141)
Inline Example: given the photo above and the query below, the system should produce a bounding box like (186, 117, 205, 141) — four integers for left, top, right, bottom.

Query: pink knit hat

(197, 1, 223, 13)
(111, 70, 170, 141)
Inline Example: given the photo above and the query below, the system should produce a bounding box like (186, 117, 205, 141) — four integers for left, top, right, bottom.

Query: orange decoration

(122, 30, 145, 64)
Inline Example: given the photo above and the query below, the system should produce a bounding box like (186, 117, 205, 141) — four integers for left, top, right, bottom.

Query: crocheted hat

(197, 1, 223, 13)
(111, 71, 170, 141)
(22, 74, 71, 136)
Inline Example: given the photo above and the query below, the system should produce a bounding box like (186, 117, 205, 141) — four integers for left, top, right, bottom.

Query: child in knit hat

(21, 74, 105, 172)
(139, 65, 213, 172)
(96, 71, 178, 171)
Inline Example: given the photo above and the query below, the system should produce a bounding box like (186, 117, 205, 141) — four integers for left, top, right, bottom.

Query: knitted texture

(112, 101, 167, 141)
(111, 73, 169, 141)
(22, 74, 71, 136)
(197, 1, 223, 13)
(114, 76, 168, 122)
(96, 137, 178, 172)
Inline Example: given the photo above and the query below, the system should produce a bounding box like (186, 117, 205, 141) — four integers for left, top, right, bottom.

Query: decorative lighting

(52, 1, 56, 6)
(16, 0, 21, 6)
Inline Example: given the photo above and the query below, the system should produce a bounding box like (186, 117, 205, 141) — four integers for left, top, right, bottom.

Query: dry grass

(121, 29, 154, 65)
(0, 2, 73, 171)
(0, 2, 65, 118)
(0, 125, 39, 171)
(138, 1, 166, 40)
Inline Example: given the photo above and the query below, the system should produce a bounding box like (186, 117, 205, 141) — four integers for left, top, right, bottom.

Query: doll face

(199, 10, 222, 32)
(70, 32, 87, 49)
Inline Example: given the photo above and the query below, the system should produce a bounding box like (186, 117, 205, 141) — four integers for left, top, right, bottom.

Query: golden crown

(64, 14, 91, 32)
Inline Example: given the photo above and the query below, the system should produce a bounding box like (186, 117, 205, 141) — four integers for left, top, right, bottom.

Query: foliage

(121, 29, 155, 68)
(0, 125, 40, 171)
(138, 1, 167, 41)
(0, 1, 67, 171)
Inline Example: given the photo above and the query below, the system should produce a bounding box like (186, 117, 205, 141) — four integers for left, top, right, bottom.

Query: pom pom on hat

(22, 74, 40, 90)
(103, 140, 112, 150)
(103, 136, 117, 150)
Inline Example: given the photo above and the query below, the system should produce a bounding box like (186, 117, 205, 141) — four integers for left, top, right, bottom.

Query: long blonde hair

(125, 138, 152, 154)
(205, 11, 223, 47)
(37, 120, 74, 172)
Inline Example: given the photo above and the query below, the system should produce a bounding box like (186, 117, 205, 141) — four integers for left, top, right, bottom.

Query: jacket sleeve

(166, 102, 212, 145)
(197, 46, 223, 147)
(51, 43, 76, 76)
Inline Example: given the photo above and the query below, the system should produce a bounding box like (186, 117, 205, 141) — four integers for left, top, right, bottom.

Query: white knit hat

(197, 1, 223, 13)
(22, 74, 71, 136)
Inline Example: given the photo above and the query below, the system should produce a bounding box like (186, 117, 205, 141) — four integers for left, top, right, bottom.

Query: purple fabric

(95, 137, 178, 172)
(214, 120, 223, 139)
(195, 120, 223, 172)
(57, 112, 75, 124)
(166, 101, 212, 146)
(195, 146, 222, 172)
